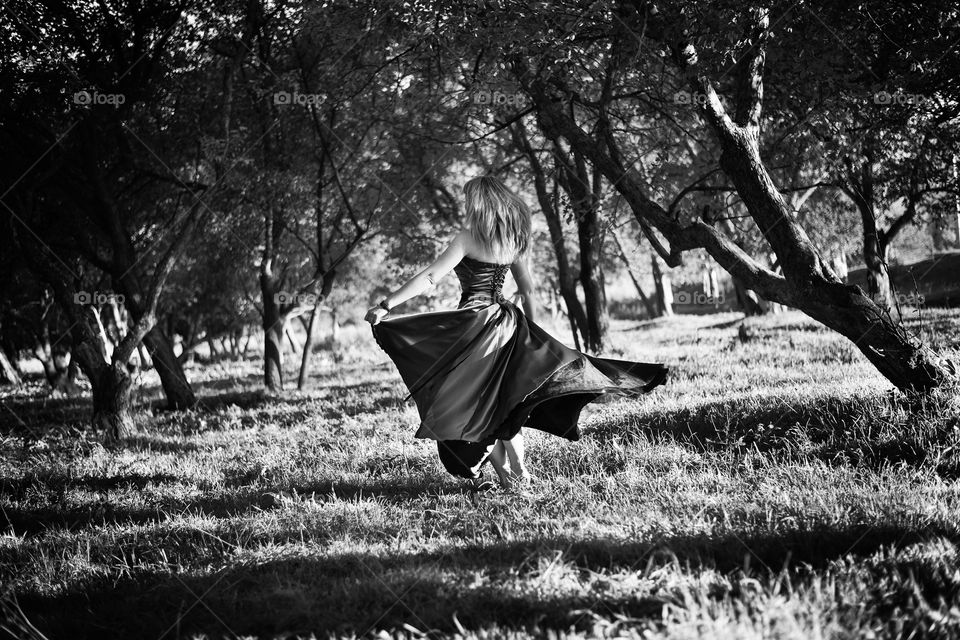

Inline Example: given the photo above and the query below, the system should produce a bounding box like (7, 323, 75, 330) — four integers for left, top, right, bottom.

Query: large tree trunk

(90, 361, 135, 440)
(44, 275, 139, 441)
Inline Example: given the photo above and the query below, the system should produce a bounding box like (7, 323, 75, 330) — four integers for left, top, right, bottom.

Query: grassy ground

(2, 309, 960, 639)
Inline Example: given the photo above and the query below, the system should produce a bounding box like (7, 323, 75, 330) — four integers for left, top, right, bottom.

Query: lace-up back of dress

(455, 256, 511, 307)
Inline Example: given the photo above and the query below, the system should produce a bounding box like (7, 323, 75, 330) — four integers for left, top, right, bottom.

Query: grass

(1, 309, 960, 639)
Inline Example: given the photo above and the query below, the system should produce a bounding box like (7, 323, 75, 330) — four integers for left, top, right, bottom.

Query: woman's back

(462, 232, 516, 266)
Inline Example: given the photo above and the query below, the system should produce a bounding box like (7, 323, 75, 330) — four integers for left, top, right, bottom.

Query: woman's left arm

(365, 231, 467, 324)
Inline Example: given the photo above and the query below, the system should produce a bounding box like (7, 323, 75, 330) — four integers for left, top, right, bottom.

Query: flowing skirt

(372, 300, 667, 446)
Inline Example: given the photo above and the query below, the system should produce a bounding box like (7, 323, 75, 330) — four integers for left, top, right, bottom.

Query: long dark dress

(372, 256, 668, 478)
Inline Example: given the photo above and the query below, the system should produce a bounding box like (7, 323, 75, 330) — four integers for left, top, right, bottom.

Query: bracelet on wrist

(378, 299, 391, 312)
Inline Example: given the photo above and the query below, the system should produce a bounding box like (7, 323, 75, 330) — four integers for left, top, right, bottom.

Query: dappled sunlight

(3, 311, 960, 637)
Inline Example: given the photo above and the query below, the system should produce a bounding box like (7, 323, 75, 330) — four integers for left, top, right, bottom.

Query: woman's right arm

(510, 258, 537, 322)
(365, 230, 467, 324)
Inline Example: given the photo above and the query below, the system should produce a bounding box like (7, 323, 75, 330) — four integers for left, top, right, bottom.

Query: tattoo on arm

(425, 272, 435, 286)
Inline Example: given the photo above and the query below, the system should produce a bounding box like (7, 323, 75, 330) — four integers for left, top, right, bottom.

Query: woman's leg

(501, 432, 530, 480)
(488, 440, 511, 487)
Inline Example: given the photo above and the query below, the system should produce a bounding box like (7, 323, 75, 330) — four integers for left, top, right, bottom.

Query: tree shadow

(590, 392, 960, 478)
(0, 394, 91, 432)
(0, 476, 462, 536)
(12, 520, 956, 639)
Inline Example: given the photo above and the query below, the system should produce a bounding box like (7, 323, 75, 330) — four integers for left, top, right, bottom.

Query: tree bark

(514, 15, 953, 393)
(612, 230, 657, 318)
(846, 158, 897, 318)
(512, 124, 589, 348)
(298, 301, 320, 391)
(90, 361, 135, 440)
(732, 280, 765, 316)
(651, 254, 674, 317)
(0, 347, 21, 386)
(576, 202, 609, 352)
(555, 143, 609, 352)
(260, 272, 285, 391)
(298, 273, 335, 391)
(713, 119, 940, 391)
(142, 327, 196, 408)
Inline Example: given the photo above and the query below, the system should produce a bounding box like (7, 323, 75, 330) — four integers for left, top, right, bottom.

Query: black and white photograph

(1, 0, 959, 638)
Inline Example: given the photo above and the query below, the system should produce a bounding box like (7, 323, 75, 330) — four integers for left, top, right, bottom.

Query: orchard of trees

(2, 0, 959, 439)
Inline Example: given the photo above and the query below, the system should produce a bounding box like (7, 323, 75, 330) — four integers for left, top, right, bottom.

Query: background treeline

(1, 0, 959, 438)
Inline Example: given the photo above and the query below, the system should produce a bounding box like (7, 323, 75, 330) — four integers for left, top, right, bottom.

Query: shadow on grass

(0, 475, 459, 536)
(591, 391, 960, 478)
(0, 377, 402, 439)
(0, 394, 91, 432)
(13, 521, 957, 639)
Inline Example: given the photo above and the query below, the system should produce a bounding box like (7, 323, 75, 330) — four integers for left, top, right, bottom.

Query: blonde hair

(463, 175, 531, 263)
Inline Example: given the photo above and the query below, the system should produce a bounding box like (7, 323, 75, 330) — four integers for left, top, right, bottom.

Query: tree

(0, 0, 214, 412)
(492, 0, 956, 392)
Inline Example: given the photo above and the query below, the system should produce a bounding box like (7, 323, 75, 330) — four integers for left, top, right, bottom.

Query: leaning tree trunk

(142, 327, 196, 409)
(298, 303, 320, 391)
(716, 127, 944, 392)
(518, 40, 953, 393)
(298, 273, 336, 391)
(0, 347, 20, 386)
(862, 226, 896, 318)
(260, 272, 285, 391)
(115, 273, 197, 409)
(849, 167, 898, 321)
(651, 254, 674, 317)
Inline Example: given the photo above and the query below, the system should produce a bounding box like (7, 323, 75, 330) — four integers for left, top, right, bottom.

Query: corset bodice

(455, 256, 511, 308)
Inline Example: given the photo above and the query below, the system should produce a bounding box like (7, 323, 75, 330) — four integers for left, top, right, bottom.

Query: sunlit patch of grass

(1, 310, 960, 638)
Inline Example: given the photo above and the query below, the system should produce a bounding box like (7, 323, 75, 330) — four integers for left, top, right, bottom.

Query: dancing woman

(366, 176, 667, 490)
